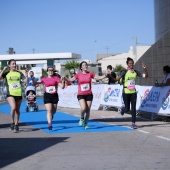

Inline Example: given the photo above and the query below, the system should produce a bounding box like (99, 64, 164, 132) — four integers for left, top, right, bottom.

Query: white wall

(98, 46, 150, 72)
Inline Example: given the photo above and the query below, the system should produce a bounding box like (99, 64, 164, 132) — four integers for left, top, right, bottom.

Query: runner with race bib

(32, 66, 65, 130)
(108, 57, 148, 129)
(65, 61, 105, 129)
(0, 59, 27, 133)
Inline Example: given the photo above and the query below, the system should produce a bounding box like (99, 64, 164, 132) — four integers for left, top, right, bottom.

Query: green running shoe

(79, 119, 84, 126)
(84, 123, 89, 130)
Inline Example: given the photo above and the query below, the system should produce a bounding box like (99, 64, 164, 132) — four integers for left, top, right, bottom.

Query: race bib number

(127, 80, 135, 90)
(46, 86, 56, 93)
(80, 83, 90, 91)
(10, 82, 21, 90)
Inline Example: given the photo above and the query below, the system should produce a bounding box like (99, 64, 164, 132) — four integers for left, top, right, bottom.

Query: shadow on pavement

(0, 137, 69, 168)
(91, 117, 170, 128)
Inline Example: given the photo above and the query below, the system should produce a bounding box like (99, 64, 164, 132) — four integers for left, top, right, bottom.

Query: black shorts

(6, 95, 22, 101)
(44, 93, 59, 104)
(77, 94, 93, 101)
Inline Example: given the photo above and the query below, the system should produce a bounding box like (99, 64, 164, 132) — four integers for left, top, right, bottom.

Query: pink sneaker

(131, 123, 137, 129)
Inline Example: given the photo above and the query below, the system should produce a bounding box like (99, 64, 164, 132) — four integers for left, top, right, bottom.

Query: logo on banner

(140, 89, 150, 108)
(104, 87, 112, 102)
(121, 95, 124, 105)
(103, 87, 120, 102)
(162, 89, 170, 110)
(140, 88, 160, 108)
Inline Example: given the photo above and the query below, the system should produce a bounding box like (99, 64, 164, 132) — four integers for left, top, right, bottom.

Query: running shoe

(79, 119, 84, 126)
(10, 123, 15, 130)
(84, 123, 89, 130)
(48, 125, 52, 130)
(118, 106, 125, 116)
(52, 113, 55, 120)
(131, 124, 137, 129)
(14, 125, 19, 133)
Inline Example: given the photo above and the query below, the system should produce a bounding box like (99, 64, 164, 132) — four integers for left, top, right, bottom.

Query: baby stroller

(25, 86, 39, 112)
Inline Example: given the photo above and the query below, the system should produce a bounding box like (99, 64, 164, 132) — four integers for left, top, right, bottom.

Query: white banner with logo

(136, 85, 170, 115)
(58, 84, 104, 110)
(100, 84, 123, 107)
(58, 84, 170, 116)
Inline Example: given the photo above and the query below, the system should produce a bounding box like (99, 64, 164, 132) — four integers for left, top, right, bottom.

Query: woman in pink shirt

(66, 61, 105, 129)
(34, 66, 65, 130)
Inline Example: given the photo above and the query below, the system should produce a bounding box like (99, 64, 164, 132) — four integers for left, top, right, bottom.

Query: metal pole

(134, 37, 137, 63)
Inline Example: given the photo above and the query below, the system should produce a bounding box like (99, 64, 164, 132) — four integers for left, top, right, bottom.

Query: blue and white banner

(100, 84, 123, 107)
(58, 84, 170, 116)
(58, 84, 104, 110)
(136, 86, 170, 115)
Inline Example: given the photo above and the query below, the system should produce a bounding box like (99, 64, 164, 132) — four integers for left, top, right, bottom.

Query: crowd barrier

(58, 84, 170, 117)
(1, 82, 170, 117)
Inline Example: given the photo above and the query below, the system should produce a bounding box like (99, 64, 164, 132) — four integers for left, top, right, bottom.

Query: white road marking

(108, 123, 116, 126)
(100, 116, 116, 119)
(75, 115, 79, 117)
(157, 136, 170, 141)
(122, 126, 132, 129)
(137, 130, 150, 134)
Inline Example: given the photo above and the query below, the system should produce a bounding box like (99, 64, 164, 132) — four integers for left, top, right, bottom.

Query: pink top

(75, 72, 95, 95)
(41, 76, 61, 94)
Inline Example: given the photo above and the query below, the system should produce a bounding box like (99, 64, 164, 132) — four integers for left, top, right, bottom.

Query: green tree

(64, 60, 79, 75)
(114, 64, 126, 76)
(41, 69, 47, 78)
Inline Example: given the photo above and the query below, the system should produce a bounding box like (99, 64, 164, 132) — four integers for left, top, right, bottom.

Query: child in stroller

(25, 86, 38, 112)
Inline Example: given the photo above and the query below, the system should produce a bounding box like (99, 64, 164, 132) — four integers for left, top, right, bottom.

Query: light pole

(106, 46, 109, 54)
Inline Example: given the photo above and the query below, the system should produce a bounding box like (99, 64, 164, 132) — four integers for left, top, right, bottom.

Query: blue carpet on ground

(0, 98, 132, 134)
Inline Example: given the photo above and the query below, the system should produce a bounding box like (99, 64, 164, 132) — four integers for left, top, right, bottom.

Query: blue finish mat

(0, 99, 131, 134)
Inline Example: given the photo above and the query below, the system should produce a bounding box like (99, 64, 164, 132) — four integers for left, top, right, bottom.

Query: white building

(98, 46, 151, 73)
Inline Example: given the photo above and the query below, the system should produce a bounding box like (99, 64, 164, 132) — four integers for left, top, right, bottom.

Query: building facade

(135, 0, 170, 86)
(98, 46, 150, 73)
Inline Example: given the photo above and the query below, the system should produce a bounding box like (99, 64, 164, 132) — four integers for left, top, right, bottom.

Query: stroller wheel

(26, 107, 29, 112)
(36, 106, 39, 112)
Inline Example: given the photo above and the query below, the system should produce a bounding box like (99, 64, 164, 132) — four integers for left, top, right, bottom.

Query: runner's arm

(0, 66, 8, 79)
(31, 78, 42, 85)
(142, 63, 148, 78)
(94, 74, 106, 80)
(23, 68, 29, 84)
(65, 76, 76, 82)
(58, 76, 65, 89)
(105, 72, 121, 82)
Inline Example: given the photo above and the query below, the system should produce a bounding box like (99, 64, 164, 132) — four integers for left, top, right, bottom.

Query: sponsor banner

(100, 84, 123, 107)
(136, 86, 170, 114)
(31, 67, 42, 79)
(58, 84, 170, 115)
(58, 84, 104, 110)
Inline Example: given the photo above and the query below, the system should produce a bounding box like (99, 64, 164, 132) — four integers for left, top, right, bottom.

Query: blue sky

(0, 0, 154, 62)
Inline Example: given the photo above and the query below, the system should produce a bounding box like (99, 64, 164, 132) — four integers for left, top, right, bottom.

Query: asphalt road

(0, 103, 170, 170)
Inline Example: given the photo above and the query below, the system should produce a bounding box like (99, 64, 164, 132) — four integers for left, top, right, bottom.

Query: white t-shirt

(162, 73, 170, 83)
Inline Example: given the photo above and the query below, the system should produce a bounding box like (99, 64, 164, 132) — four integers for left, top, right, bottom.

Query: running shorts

(77, 94, 93, 101)
(6, 95, 22, 101)
(44, 92, 59, 104)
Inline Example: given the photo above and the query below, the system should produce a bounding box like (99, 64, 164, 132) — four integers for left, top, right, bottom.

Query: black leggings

(123, 93, 137, 123)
